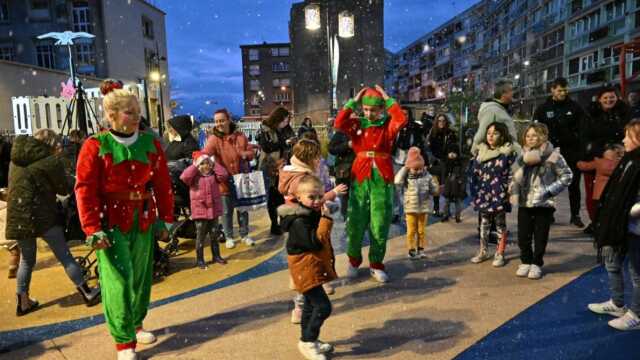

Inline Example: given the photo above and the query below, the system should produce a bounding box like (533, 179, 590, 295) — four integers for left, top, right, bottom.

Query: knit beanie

(192, 150, 213, 167)
(405, 147, 425, 169)
(361, 87, 385, 107)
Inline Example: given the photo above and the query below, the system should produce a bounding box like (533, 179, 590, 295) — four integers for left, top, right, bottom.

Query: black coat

(443, 156, 466, 199)
(297, 124, 316, 138)
(585, 101, 631, 160)
(533, 97, 588, 164)
(328, 130, 355, 185)
(165, 115, 200, 161)
(0, 138, 11, 188)
(428, 128, 458, 179)
(394, 120, 427, 157)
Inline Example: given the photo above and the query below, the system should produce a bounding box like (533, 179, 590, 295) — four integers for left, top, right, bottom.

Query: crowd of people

(2, 76, 640, 360)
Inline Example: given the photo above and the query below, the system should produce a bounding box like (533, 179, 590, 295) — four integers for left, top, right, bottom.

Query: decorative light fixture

(457, 35, 467, 44)
(423, 44, 431, 53)
(305, 4, 321, 31)
(149, 70, 161, 82)
(338, 11, 355, 38)
(523, 60, 530, 66)
(514, 73, 521, 80)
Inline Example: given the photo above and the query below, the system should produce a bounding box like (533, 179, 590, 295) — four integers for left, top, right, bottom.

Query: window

(144, 48, 156, 74)
(606, 0, 626, 21)
(274, 91, 290, 102)
(75, 43, 95, 65)
(271, 47, 289, 57)
(280, 78, 290, 86)
(569, 57, 580, 74)
(0, 43, 15, 61)
(272, 78, 280, 87)
(0, 0, 9, 22)
(249, 49, 259, 61)
(249, 64, 260, 76)
(36, 43, 55, 68)
(272, 62, 289, 72)
(142, 16, 154, 39)
(250, 93, 262, 106)
(72, 2, 92, 33)
(30, 0, 50, 19)
(250, 79, 260, 91)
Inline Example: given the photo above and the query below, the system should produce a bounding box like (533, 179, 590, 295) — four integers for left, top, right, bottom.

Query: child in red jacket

(180, 151, 229, 268)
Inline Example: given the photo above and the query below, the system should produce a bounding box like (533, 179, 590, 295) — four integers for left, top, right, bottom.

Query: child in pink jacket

(180, 151, 229, 269)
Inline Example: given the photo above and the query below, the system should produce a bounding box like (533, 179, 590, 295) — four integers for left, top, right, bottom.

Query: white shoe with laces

(117, 349, 137, 360)
(370, 269, 389, 283)
(492, 253, 505, 267)
(608, 310, 640, 331)
(315, 340, 334, 354)
(516, 264, 531, 277)
(225, 239, 235, 249)
(528, 264, 542, 279)
(298, 341, 326, 360)
(242, 236, 255, 246)
(588, 299, 628, 317)
(136, 329, 156, 344)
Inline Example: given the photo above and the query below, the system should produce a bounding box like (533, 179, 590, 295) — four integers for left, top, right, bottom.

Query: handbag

(231, 161, 267, 212)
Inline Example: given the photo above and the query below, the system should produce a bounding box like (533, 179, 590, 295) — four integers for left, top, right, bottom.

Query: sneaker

(528, 264, 542, 279)
(470, 249, 490, 264)
(608, 310, 640, 331)
(316, 340, 334, 354)
(345, 264, 358, 279)
(570, 216, 585, 228)
(135, 329, 156, 344)
(298, 341, 326, 360)
(322, 282, 335, 295)
(417, 248, 427, 259)
(225, 239, 235, 249)
(117, 349, 137, 360)
(370, 268, 389, 283)
(291, 307, 302, 324)
(242, 236, 255, 246)
(588, 299, 628, 317)
(407, 249, 418, 260)
(516, 264, 531, 277)
(492, 253, 505, 267)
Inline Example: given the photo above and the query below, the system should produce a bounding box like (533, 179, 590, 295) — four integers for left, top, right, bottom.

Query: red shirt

(334, 99, 407, 183)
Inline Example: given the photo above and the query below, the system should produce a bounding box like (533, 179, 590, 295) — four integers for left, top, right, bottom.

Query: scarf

(594, 147, 640, 254)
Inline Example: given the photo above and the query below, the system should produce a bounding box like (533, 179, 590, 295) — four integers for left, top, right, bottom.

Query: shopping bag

(232, 170, 267, 212)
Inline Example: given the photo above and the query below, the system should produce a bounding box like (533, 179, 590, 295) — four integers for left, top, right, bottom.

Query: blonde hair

(292, 139, 321, 165)
(33, 129, 61, 150)
(103, 89, 139, 117)
(296, 174, 323, 195)
(521, 123, 549, 147)
(625, 119, 640, 145)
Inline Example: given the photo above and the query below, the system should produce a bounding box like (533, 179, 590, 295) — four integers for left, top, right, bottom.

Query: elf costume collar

(95, 131, 157, 165)
(359, 114, 389, 129)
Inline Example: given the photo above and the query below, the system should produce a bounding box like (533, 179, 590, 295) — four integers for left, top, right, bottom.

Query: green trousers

(96, 214, 154, 345)
(346, 169, 394, 270)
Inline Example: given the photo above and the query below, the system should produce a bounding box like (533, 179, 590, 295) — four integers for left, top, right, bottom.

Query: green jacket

(5, 136, 69, 239)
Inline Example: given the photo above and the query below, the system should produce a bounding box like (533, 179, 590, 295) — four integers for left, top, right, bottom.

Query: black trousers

(267, 185, 284, 227)
(301, 285, 332, 342)
(567, 162, 582, 218)
(518, 207, 554, 266)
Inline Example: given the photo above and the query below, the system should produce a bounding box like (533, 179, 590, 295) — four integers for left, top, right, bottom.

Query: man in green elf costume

(334, 85, 407, 282)
(75, 84, 173, 360)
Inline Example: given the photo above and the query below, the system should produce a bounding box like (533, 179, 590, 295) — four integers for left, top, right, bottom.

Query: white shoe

(291, 307, 302, 324)
(298, 341, 326, 360)
(135, 329, 156, 344)
(608, 310, 640, 331)
(588, 299, 628, 317)
(492, 253, 505, 267)
(242, 236, 255, 246)
(117, 349, 137, 360)
(417, 249, 427, 259)
(528, 264, 542, 279)
(345, 264, 358, 279)
(322, 282, 335, 295)
(471, 249, 490, 264)
(516, 264, 531, 277)
(225, 239, 235, 249)
(315, 340, 334, 354)
(370, 269, 389, 283)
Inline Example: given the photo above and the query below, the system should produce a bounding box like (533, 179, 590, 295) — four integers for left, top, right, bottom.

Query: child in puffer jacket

(180, 151, 229, 269)
(511, 123, 572, 280)
(395, 147, 440, 259)
(471, 122, 518, 267)
(279, 175, 336, 360)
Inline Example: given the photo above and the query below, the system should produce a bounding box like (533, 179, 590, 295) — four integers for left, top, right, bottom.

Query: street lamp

(457, 35, 467, 44)
(304, 4, 321, 30)
(338, 11, 355, 38)
(523, 60, 530, 67)
(514, 73, 521, 80)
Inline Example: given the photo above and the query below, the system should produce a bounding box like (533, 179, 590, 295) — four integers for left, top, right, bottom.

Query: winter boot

(16, 293, 39, 316)
(210, 241, 227, 265)
(8, 247, 19, 279)
(77, 282, 101, 306)
(196, 242, 207, 269)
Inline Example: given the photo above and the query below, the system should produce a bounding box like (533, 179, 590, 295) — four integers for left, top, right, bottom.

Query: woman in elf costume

(75, 82, 174, 360)
(334, 85, 407, 283)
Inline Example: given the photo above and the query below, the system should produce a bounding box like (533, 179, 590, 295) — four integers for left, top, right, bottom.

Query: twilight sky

(153, 0, 478, 119)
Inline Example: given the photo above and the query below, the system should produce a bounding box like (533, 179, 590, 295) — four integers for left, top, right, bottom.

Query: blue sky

(153, 0, 478, 118)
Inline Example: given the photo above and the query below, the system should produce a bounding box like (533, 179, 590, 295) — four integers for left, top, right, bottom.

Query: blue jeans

(221, 195, 249, 239)
(16, 226, 84, 294)
(603, 234, 640, 314)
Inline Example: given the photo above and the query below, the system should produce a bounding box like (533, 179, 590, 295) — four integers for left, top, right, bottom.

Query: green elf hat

(361, 87, 385, 107)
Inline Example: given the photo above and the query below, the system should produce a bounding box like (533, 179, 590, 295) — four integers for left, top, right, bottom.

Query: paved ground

(0, 193, 619, 359)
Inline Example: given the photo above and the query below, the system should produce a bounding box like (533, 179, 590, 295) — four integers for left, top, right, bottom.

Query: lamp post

(149, 70, 166, 136)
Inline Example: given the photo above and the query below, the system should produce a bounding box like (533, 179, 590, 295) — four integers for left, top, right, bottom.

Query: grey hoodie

(472, 100, 520, 155)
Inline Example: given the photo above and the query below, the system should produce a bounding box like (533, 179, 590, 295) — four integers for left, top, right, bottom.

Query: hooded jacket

(328, 130, 355, 184)
(279, 203, 336, 293)
(180, 162, 228, 220)
(510, 142, 573, 208)
(5, 136, 69, 239)
(471, 142, 517, 213)
(394, 166, 439, 214)
(278, 156, 337, 203)
(472, 100, 520, 155)
(577, 155, 620, 200)
(203, 122, 255, 194)
(165, 115, 200, 161)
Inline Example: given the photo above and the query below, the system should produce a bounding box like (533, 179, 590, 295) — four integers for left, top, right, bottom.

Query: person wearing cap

(165, 115, 199, 161)
(180, 151, 229, 268)
(334, 85, 407, 283)
(394, 147, 440, 260)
